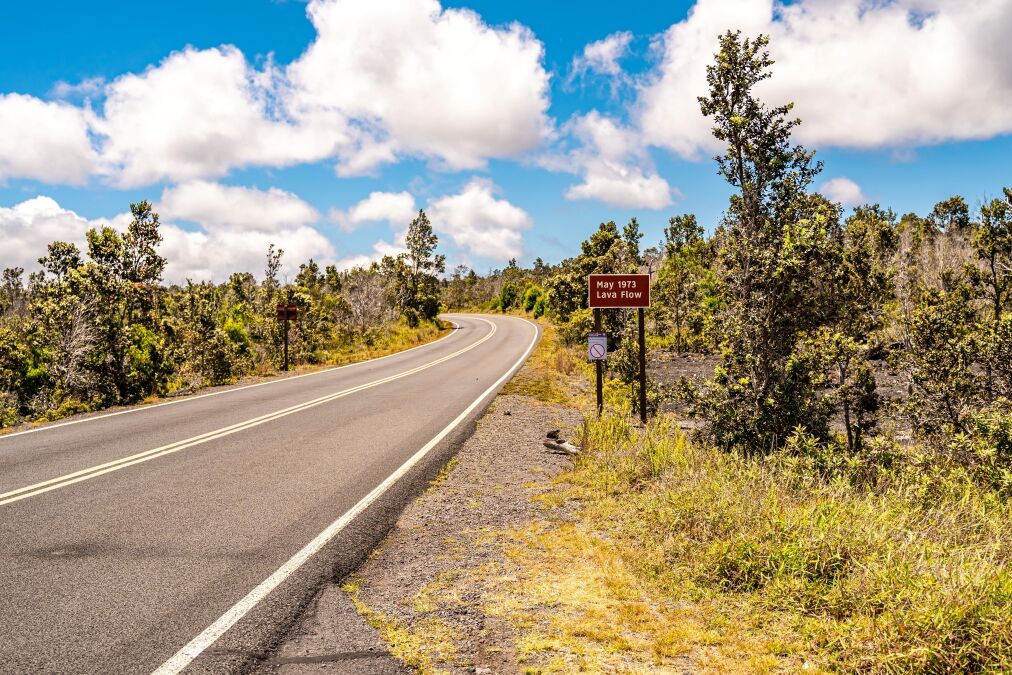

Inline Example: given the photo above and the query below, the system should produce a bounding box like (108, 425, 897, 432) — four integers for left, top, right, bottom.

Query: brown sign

(276, 304, 298, 321)
(588, 274, 650, 308)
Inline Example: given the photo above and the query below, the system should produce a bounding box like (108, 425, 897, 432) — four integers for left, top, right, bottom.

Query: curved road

(0, 314, 538, 675)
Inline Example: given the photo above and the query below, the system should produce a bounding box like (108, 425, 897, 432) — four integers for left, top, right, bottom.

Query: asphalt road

(0, 314, 539, 675)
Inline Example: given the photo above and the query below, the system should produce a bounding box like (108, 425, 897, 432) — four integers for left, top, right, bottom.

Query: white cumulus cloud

(334, 238, 408, 271)
(552, 111, 674, 210)
(154, 181, 334, 282)
(288, 0, 552, 174)
(159, 223, 335, 284)
(159, 181, 320, 233)
(332, 191, 417, 233)
(94, 46, 349, 187)
(0, 192, 334, 285)
(3, 0, 553, 188)
(566, 164, 674, 210)
(0, 197, 106, 270)
(0, 94, 98, 184)
(427, 178, 532, 260)
(571, 31, 634, 80)
(638, 0, 1012, 158)
(820, 177, 866, 207)
(49, 77, 107, 100)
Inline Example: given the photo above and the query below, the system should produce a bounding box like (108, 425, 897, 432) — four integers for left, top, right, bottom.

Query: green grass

(323, 319, 450, 366)
(559, 412, 1012, 673)
(341, 578, 457, 674)
(501, 321, 589, 407)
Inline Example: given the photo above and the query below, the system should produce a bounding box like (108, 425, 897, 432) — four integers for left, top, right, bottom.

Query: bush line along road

(0, 314, 538, 675)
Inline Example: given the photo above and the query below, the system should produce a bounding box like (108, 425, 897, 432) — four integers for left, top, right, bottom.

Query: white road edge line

(0, 318, 494, 507)
(0, 317, 464, 441)
(151, 317, 540, 675)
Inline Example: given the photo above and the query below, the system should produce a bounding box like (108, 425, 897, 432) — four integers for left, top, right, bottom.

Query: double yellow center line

(0, 319, 496, 508)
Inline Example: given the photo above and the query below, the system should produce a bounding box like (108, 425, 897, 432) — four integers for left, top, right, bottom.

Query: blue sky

(1, 0, 1010, 282)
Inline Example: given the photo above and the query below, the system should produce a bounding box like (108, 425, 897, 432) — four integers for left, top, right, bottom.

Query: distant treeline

(0, 209, 445, 427)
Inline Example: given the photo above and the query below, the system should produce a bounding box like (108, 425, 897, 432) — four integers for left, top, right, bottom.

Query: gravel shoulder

(259, 391, 583, 674)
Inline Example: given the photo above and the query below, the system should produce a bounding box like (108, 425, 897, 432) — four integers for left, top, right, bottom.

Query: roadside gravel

(350, 393, 582, 673)
(262, 392, 582, 674)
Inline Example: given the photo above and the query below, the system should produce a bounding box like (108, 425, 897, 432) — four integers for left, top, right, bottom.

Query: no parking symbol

(588, 333, 607, 361)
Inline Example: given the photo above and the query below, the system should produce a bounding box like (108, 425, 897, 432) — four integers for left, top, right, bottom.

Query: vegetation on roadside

(342, 578, 459, 673)
(545, 410, 1012, 672)
(501, 322, 587, 407)
(0, 208, 448, 428)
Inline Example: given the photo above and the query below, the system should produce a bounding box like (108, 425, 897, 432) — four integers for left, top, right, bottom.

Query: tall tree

(969, 188, 1012, 401)
(657, 214, 706, 352)
(970, 188, 1012, 325)
(623, 217, 644, 267)
(698, 31, 836, 453)
(402, 209, 445, 323)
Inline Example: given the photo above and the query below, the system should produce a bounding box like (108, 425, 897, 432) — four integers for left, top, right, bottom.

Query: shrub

(949, 402, 1012, 494)
(558, 308, 594, 346)
(532, 295, 547, 319)
(498, 282, 520, 312)
(521, 284, 543, 313)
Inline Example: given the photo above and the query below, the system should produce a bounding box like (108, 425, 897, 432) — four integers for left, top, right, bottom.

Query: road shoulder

(261, 390, 582, 674)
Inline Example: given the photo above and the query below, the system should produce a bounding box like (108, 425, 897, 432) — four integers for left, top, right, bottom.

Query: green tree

(927, 195, 971, 235)
(442, 265, 477, 310)
(656, 214, 707, 352)
(969, 188, 1012, 325)
(812, 205, 899, 451)
(697, 31, 836, 453)
(30, 202, 169, 406)
(906, 286, 983, 439)
(545, 221, 640, 344)
(32, 242, 95, 406)
(968, 188, 1012, 401)
(402, 209, 445, 323)
(622, 217, 644, 267)
(81, 202, 168, 402)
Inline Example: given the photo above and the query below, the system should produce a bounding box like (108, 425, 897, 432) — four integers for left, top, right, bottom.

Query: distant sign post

(588, 274, 651, 423)
(276, 304, 298, 372)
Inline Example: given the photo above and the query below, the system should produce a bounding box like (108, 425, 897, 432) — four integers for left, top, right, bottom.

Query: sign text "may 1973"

(587, 274, 651, 309)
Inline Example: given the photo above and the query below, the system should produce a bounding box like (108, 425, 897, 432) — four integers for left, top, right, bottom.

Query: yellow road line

(0, 318, 497, 508)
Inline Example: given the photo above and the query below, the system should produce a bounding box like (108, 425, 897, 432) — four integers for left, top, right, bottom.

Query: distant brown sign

(588, 274, 650, 308)
(276, 304, 298, 321)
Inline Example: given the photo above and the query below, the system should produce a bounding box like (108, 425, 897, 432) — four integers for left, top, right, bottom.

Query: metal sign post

(276, 304, 298, 372)
(638, 306, 647, 425)
(587, 274, 651, 424)
(590, 317, 605, 416)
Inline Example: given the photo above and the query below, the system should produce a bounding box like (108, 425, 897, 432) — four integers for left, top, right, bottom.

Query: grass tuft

(342, 578, 457, 674)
